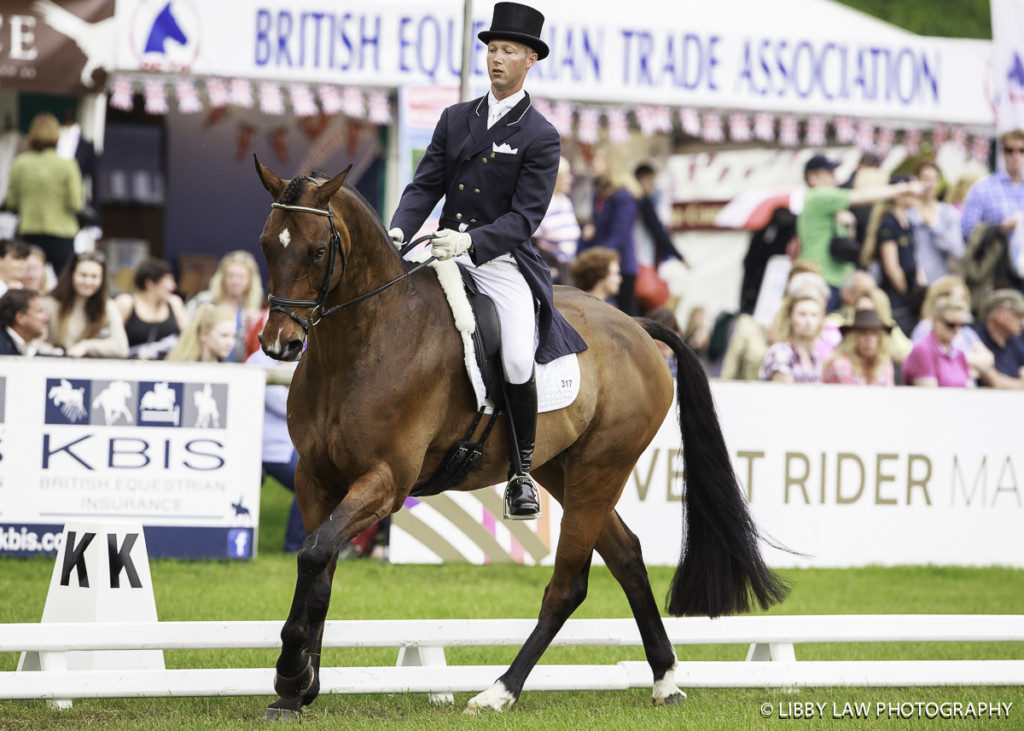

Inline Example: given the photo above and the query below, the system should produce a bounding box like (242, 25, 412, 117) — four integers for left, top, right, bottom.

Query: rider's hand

(388, 228, 405, 248)
(431, 229, 473, 261)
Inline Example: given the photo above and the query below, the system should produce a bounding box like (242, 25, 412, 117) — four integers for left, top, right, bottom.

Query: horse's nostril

(286, 339, 304, 355)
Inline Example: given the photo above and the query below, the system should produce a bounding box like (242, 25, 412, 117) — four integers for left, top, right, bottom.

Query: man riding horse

(388, 2, 584, 520)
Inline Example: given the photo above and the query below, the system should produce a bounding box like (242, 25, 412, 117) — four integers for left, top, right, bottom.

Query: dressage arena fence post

(2, 615, 1023, 702)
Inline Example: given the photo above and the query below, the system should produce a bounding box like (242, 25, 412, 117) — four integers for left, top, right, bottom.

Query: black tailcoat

(390, 92, 587, 364)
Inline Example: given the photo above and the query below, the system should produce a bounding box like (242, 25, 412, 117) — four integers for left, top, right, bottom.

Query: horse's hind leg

(465, 460, 621, 713)
(595, 511, 685, 706)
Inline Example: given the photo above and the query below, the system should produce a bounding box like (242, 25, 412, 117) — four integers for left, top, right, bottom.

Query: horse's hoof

(264, 704, 303, 723)
(653, 691, 687, 707)
(464, 680, 516, 714)
(274, 658, 314, 700)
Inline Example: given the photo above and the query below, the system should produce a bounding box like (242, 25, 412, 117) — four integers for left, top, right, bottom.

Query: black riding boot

(503, 373, 540, 520)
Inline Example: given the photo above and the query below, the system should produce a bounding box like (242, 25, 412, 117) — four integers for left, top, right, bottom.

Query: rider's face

(487, 40, 536, 99)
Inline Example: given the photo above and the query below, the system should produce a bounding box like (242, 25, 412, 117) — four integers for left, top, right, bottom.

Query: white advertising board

(392, 382, 1024, 568)
(0, 358, 264, 560)
(114, 0, 993, 125)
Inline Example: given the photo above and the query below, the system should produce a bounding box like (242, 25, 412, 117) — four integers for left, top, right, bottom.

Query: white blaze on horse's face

(278, 228, 291, 247)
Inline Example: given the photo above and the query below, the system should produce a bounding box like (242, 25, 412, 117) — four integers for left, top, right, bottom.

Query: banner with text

(392, 382, 1024, 568)
(112, 0, 993, 125)
(0, 358, 264, 560)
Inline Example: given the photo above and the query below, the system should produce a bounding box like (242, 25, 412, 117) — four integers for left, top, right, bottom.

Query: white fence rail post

(396, 645, 454, 705)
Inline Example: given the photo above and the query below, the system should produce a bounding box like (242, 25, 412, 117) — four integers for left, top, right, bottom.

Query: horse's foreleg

(274, 462, 396, 702)
(595, 512, 684, 706)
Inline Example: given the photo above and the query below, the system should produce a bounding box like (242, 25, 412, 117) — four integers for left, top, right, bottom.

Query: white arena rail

(2, 615, 1023, 701)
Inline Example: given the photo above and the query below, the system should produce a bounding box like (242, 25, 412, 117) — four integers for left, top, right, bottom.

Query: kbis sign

(0, 359, 263, 560)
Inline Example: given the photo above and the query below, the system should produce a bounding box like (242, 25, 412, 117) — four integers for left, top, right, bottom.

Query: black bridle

(265, 199, 435, 333)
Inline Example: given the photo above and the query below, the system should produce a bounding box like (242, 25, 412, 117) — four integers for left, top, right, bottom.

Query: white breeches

(455, 253, 537, 385)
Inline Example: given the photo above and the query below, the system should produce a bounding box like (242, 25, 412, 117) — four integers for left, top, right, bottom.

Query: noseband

(266, 199, 435, 334)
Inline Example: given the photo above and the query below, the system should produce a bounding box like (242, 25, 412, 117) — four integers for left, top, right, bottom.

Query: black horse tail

(638, 318, 789, 618)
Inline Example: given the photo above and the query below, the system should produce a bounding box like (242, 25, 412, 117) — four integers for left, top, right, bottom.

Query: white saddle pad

(415, 249, 581, 414)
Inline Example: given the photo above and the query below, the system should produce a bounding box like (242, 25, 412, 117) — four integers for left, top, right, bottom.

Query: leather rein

(266, 199, 435, 333)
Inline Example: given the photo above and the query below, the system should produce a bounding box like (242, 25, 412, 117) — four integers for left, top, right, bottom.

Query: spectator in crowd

(21, 244, 51, 293)
(115, 257, 189, 360)
(646, 306, 683, 376)
(823, 308, 895, 386)
(826, 270, 877, 326)
(759, 294, 825, 383)
(41, 251, 128, 358)
(769, 271, 839, 362)
(907, 161, 964, 285)
(909, 276, 990, 368)
(903, 294, 974, 388)
(534, 156, 581, 284)
(585, 173, 639, 314)
(245, 347, 305, 552)
(571, 247, 622, 305)
(960, 129, 1024, 243)
(867, 174, 926, 335)
(3, 113, 83, 276)
(166, 304, 237, 363)
(0, 238, 30, 296)
(0, 288, 49, 356)
(187, 251, 264, 362)
(974, 289, 1024, 389)
(850, 285, 914, 364)
(634, 163, 687, 267)
(797, 153, 923, 310)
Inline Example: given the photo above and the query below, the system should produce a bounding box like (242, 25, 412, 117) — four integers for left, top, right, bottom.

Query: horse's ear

(312, 164, 352, 207)
(253, 154, 285, 199)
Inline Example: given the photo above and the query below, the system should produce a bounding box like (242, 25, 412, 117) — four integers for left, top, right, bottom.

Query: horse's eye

(313, 247, 327, 260)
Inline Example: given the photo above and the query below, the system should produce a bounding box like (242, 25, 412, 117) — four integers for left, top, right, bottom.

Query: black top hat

(478, 2, 549, 60)
(839, 308, 893, 336)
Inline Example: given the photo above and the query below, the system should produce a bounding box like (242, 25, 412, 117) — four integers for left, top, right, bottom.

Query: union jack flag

(259, 82, 285, 116)
(289, 84, 318, 117)
(636, 106, 658, 137)
(834, 116, 855, 144)
(318, 85, 344, 115)
(903, 129, 921, 155)
(855, 119, 875, 151)
(109, 75, 134, 111)
(950, 125, 967, 151)
(206, 77, 230, 108)
(342, 87, 365, 119)
(607, 108, 630, 144)
(680, 107, 701, 137)
(552, 102, 574, 138)
(229, 78, 254, 109)
(174, 78, 201, 114)
(805, 115, 827, 147)
(754, 111, 774, 142)
(143, 78, 168, 115)
(875, 126, 895, 156)
(728, 112, 751, 142)
(701, 111, 724, 143)
(578, 108, 600, 145)
(969, 135, 991, 164)
(779, 114, 799, 147)
(368, 90, 391, 125)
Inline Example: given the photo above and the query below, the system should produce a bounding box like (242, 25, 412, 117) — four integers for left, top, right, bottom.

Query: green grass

(1, 479, 1022, 728)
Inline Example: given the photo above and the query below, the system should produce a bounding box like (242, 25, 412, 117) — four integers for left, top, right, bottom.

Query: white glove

(431, 229, 473, 261)
(388, 228, 405, 248)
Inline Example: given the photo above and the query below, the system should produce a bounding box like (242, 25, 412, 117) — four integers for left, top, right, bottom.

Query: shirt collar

(487, 88, 526, 119)
(6, 326, 28, 355)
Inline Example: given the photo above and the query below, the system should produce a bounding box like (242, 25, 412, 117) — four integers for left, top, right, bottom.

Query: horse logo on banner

(139, 382, 182, 427)
(92, 381, 135, 426)
(47, 378, 88, 423)
(193, 383, 220, 428)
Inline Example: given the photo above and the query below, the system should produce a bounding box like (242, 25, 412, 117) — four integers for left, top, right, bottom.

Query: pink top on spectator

(823, 355, 895, 386)
(902, 332, 970, 387)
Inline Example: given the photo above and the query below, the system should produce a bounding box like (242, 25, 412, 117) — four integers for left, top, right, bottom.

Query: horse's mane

(281, 172, 398, 263)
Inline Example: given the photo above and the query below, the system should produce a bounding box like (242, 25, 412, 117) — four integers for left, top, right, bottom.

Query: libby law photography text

(762, 700, 1014, 720)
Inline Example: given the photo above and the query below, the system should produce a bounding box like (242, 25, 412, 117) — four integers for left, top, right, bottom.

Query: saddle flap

(457, 263, 503, 403)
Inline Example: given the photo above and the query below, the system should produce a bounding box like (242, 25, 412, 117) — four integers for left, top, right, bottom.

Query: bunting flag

(258, 81, 285, 115)
(834, 116, 855, 144)
(754, 111, 774, 142)
(680, 107, 701, 136)
(652, 105, 673, 134)
(855, 119, 875, 150)
(950, 125, 968, 151)
(700, 110, 723, 143)
(318, 85, 344, 115)
(342, 87, 366, 119)
(636, 106, 658, 137)
(607, 108, 629, 144)
(578, 107, 600, 145)
(143, 78, 168, 115)
(903, 128, 922, 155)
(110, 74, 134, 111)
(969, 135, 991, 164)
(368, 90, 392, 125)
(299, 110, 331, 140)
(234, 123, 254, 161)
(778, 114, 799, 147)
(875, 126, 895, 157)
(289, 83, 318, 117)
(552, 101, 574, 138)
(270, 126, 289, 164)
(206, 77, 230, 108)
(805, 115, 827, 147)
(229, 78, 254, 108)
(932, 124, 949, 148)
(728, 111, 751, 142)
(174, 78, 202, 114)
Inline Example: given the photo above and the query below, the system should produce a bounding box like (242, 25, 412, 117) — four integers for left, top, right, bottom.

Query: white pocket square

(492, 142, 518, 155)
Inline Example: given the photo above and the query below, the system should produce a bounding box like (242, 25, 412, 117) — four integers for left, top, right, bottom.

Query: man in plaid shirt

(960, 129, 1024, 274)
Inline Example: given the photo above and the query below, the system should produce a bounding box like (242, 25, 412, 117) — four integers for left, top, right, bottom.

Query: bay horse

(253, 158, 787, 718)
